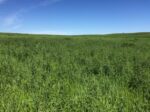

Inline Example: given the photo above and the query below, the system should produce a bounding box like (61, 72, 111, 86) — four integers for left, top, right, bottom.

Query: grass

(0, 33, 150, 112)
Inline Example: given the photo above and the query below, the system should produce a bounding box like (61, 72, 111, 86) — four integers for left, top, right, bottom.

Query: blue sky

(0, 0, 150, 35)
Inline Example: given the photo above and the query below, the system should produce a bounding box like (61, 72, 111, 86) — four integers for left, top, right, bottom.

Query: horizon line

(0, 31, 150, 36)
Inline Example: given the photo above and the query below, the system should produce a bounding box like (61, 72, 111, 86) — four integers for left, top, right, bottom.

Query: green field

(0, 33, 150, 112)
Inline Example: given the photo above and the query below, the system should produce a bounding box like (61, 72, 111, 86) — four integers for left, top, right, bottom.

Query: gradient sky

(0, 0, 150, 34)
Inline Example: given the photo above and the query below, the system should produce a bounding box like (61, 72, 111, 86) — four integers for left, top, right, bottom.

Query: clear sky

(0, 0, 150, 35)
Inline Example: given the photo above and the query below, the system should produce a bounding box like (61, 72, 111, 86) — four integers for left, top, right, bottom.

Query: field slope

(0, 33, 150, 112)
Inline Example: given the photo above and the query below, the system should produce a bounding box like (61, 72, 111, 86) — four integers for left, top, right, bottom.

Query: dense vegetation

(0, 33, 150, 112)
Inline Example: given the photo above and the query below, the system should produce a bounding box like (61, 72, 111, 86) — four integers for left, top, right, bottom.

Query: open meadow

(0, 33, 150, 112)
